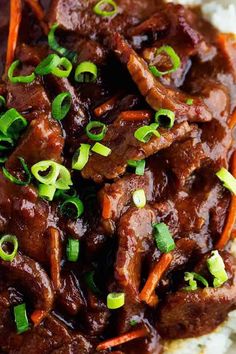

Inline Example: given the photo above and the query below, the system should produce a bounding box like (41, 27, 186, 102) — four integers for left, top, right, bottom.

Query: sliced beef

(157, 252, 236, 339)
(82, 120, 193, 182)
(6, 114, 64, 173)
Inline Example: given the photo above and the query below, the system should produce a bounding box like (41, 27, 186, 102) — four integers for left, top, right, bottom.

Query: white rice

(165, 0, 236, 33)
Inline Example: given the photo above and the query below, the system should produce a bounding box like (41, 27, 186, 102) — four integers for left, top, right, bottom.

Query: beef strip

(82, 120, 193, 182)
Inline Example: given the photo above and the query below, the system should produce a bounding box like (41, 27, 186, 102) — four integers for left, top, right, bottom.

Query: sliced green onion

(149, 45, 181, 77)
(91, 142, 111, 156)
(0, 95, 6, 109)
(93, 0, 118, 17)
(155, 109, 175, 129)
(85, 271, 102, 295)
(0, 108, 27, 139)
(134, 123, 160, 143)
(216, 167, 236, 195)
(38, 184, 56, 201)
(60, 197, 84, 219)
(35, 54, 61, 75)
(107, 292, 125, 310)
(31, 160, 72, 190)
(75, 61, 98, 83)
(132, 189, 146, 208)
(85, 121, 107, 141)
(207, 250, 228, 288)
(52, 92, 72, 121)
(0, 157, 7, 164)
(130, 319, 138, 326)
(127, 159, 146, 176)
(72, 144, 91, 170)
(0, 235, 18, 262)
(0, 134, 14, 151)
(51, 57, 73, 78)
(2, 157, 31, 186)
(66, 238, 79, 262)
(55, 188, 77, 200)
(153, 222, 175, 253)
(186, 98, 193, 105)
(184, 272, 209, 291)
(14, 303, 29, 334)
(8, 60, 35, 84)
(48, 22, 77, 63)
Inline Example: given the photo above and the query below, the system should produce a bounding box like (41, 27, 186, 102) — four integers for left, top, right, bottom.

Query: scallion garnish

(149, 45, 181, 77)
(14, 303, 29, 334)
(0, 108, 27, 139)
(66, 238, 79, 262)
(0, 134, 14, 151)
(75, 61, 98, 83)
(31, 160, 72, 190)
(153, 222, 175, 253)
(52, 92, 72, 121)
(91, 142, 111, 156)
(132, 189, 146, 208)
(2, 157, 31, 186)
(127, 159, 146, 176)
(8, 60, 36, 84)
(134, 123, 160, 143)
(38, 184, 57, 201)
(184, 272, 209, 291)
(72, 144, 91, 170)
(35, 54, 61, 75)
(155, 109, 175, 129)
(107, 292, 125, 309)
(93, 0, 118, 17)
(60, 196, 84, 219)
(186, 98, 193, 105)
(207, 250, 228, 288)
(52, 57, 73, 78)
(0, 95, 6, 109)
(216, 167, 236, 195)
(0, 234, 18, 262)
(85, 121, 107, 141)
(48, 23, 78, 63)
(85, 271, 102, 295)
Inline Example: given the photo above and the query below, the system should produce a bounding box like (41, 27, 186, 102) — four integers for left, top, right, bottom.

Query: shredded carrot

(49, 227, 61, 291)
(96, 327, 148, 351)
(94, 94, 121, 117)
(216, 151, 236, 250)
(31, 309, 46, 326)
(229, 109, 236, 129)
(231, 229, 236, 238)
(118, 110, 152, 121)
(102, 194, 112, 219)
(25, 0, 48, 34)
(146, 293, 159, 307)
(6, 0, 22, 70)
(139, 253, 173, 305)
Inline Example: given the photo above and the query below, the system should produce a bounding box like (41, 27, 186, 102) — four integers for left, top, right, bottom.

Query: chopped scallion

(0, 108, 27, 139)
(216, 167, 236, 195)
(107, 292, 125, 310)
(75, 61, 98, 83)
(93, 0, 118, 17)
(85, 121, 107, 141)
(91, 142, 111, 156)
(52, 92, 72, 121)
(149, 45, 181, 77)
(134, 123, 160, 143)
(132, 189, 146, 208)
(14, 303, 29, 334)
(35, 54, 61, 76)
(51, 57, 73, 78)
(66, 238, 79, 262)
(127, 159, 146, 176)
(207, 250, 228, 288)
(184, 272, 209, 291)
(60, 197, 84, 219)
(72, 144, 91, 170)
(155, 109, 175, 129)
(153, 222, 175, 253)
(2, 157, 31, 186)
(8, 60, 35, 84)
(0, 234, 18, 262)
(85, 271, 102, 295)
(38, 184, 56, 201)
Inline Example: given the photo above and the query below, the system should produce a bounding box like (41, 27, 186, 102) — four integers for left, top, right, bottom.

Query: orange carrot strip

(94, 94, 121, 117)
(102, 194, 112, 219)
(25, 0, 48, 34)
(49, 227, 61, 291)
(139, 253, 173, 304)
(96, 328, 148, 351)
(146, 293, 159, 307)
(216, 151, 236, 249)
(231, 229, 236, 238)
(6, 0, 22, 70)
(229, 109, 236, 129)
(31, 309, 46, 326)
(118, 110, 152, 121)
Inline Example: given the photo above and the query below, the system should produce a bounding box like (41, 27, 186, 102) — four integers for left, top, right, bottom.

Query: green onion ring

(85, 271, 102, 295)
(0, 134, 14, 151)
(0, 234, 18, 262)
(52, 92, 72, 121)
(0, 96, 6, 109)
(72, 144, 91, 170)
(91, 142, 111, 156)
(48, 23, 78, 63)
(35, 54, 61, 76)
(149, 45, 181, 77)
(216, 167, 236, 195)
(14, 303, 29, 334)
(75, 61, 98, 83)
(134, 123, 160, 143)
(51, 57, 73, 78)
(155, 109, 175, 129)
(60, 196, 84, 219)
(85, 121, 107, 141)
(127, 159, 146, 176)
(153, 222, 176, 253)
(93, 0, 118, 17)
(0, 108, 27, 139)
(66, 238, 80, 262)
(107, 292, 125, 310)
(38, 184, 57, 201)
(2, 157, 31, 186)
(8, 60, 36, 84)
